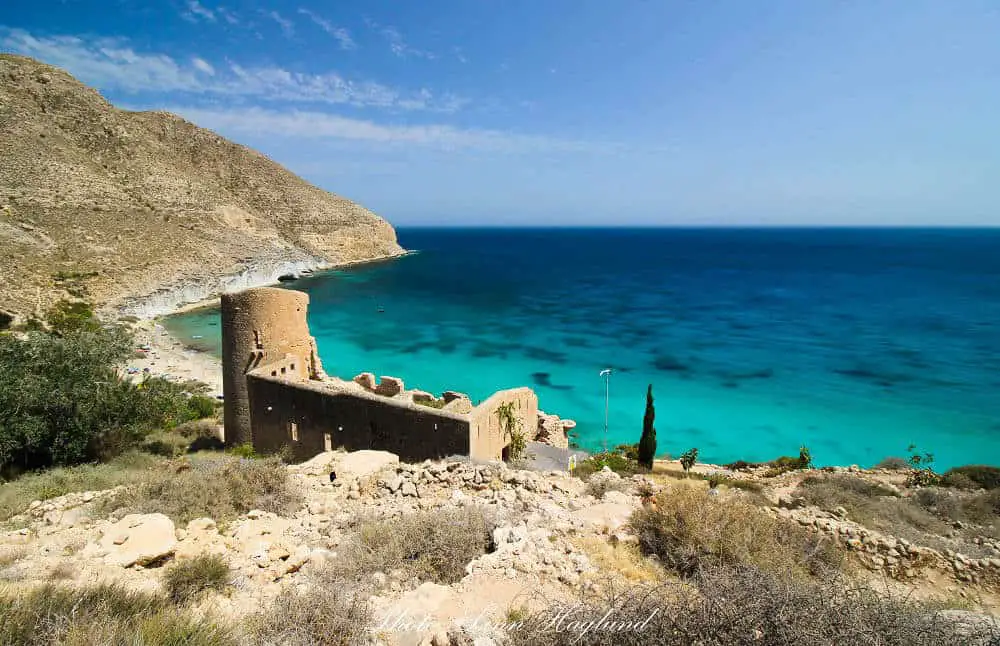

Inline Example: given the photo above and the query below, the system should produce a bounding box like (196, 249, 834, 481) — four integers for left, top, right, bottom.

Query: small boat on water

(377, 306, 385, 313)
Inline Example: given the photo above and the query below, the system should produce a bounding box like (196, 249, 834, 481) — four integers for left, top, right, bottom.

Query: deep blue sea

(165, 228, 1000, 470)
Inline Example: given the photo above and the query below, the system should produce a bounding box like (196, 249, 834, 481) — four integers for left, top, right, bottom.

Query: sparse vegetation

(574, 449, 639, 478)
(506, 566, 1000, 646)
(414, 397, 447, 409)
(331, 507, 494, 584)
(163, 554, 231, 603)
(101, 454, 299, 525)
(943, 465, 1000, 490)
(248, 569, 372, 646)
(0, 451, 159, 522)
(0, 583, 237, 646)
(875, 456, 910, 470)
(497, 401, 527, 463)
(629, 486, 842, 579)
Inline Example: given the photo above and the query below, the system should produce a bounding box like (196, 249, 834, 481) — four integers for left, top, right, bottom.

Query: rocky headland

(0, 54, 403, 326)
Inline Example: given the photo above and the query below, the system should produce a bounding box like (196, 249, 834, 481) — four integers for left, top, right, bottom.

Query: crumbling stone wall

(221, 287, 324, 447)
(469, 388, 538, 462)
(246, 373, 471, 462)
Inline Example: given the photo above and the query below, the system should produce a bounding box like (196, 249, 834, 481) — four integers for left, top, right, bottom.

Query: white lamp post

(599, 368, 612, 453)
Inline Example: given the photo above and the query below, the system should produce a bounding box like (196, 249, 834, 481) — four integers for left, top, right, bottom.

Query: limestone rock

(98, 513, 177, 567)
(337, 450, 400, 480)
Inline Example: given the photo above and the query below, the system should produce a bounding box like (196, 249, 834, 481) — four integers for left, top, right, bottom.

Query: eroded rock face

(94, 513, 177, 567)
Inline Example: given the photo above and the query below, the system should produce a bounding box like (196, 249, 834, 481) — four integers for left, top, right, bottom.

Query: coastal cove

(162, 228, 1000, 470)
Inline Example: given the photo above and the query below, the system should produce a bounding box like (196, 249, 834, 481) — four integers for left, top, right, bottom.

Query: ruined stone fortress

(221, 287, 574, 463)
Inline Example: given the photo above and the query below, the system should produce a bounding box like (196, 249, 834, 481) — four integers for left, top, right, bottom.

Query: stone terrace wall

(245, 373, 471, 462)
(469, 387, 538, 462)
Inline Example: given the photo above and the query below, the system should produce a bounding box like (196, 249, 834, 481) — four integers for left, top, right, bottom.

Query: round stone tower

(221, 287, 323, 447)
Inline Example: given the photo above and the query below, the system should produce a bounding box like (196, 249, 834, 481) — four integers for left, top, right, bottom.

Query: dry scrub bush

(797, 474, 954, 545)
(585, 474, 629, 499)
(629, 486, 842, 579)
(102, 454, 299, 525)
(0, 583, 236, 646)
(164, 554, 231, 603)
(331, 506, 495, 584)
(247, 569, 372, 646)
(506, 566, 1000, 646)
(0, 451, 159, 522)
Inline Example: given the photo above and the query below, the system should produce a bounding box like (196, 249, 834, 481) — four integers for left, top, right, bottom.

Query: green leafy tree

(0, 303, 212, 475)
(638, 384, 657, 470)
(679, 447, 699, 475)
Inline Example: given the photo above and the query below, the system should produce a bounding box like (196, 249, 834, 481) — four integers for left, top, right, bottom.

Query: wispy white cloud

(365, 19, 435, 59)
(192, 57, 215, 75)
(298, 8, 355, 50)
(0, 28, 465, 112)
(453, 47, 468, 64)
(167, 106, 604, 153)
(182, 0, 215, 23)
(216, 6, 239, 25)
(266, 10, 294, 37)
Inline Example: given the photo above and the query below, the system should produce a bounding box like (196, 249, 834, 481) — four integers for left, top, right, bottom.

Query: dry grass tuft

(506, 566, 1000, 646)
(331, 506, 495, 585)
(247, 568, 372, 646)
(572, 535, 664, 583)
(629, 485, 843, 579)
(0, 452, 159, 522)
(0, 583, 236, 646)
(101, 454, 300, 525)
(163, 554, 231, 603)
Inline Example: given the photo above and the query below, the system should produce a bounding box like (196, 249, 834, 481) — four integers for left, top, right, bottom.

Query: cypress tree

(638, 383, 656, 469)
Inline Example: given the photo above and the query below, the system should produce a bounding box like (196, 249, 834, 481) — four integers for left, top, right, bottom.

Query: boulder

(338, 450, 400, 480)
(353, 372, 377, 391)
(376, 376, 405, 397)
(535, 413, 569, 449)
(98, 513, 177, 567)
(411, 390, 436, 403)
(442, 391, 469, 403)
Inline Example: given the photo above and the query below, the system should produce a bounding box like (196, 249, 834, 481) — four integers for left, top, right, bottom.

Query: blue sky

(2, 1, 998, 226)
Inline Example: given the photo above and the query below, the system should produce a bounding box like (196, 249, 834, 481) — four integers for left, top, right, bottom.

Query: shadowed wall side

(221, 287, 323, 447)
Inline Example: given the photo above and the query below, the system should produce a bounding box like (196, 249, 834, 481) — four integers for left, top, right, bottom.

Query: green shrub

(943, 465, 1000, 490)
(164, 554, 231, 603)
(186, 395, 219, 421)
(575, 450, 639, 478)
(0, 305, 211, 475)
(679, 447, 698, 474)
(226, 442, 258, 459)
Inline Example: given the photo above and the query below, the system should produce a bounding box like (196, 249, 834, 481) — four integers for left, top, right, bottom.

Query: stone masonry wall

(468, 387, 538, 462)
(246, 373, 471, 462)
(221, 287, 323, 447)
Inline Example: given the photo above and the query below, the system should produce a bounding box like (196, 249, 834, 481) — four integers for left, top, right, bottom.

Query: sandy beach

(127, 319, 224, 397)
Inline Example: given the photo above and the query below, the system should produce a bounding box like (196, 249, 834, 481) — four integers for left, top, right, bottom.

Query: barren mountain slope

(0, 54, 403, 322)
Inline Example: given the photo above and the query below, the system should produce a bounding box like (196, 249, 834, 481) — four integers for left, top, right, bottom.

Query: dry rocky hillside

(4, 448, 1000, 644)
(0, 54, 402, 324)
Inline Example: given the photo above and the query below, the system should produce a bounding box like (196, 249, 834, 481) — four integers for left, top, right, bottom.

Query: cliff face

(0, 54, 403, 321)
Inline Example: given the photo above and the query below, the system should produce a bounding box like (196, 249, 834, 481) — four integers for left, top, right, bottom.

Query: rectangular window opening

(289, 422, 299, 442)
(324, 432, 332, 451)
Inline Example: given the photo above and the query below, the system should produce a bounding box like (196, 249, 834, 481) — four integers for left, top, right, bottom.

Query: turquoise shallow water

(164, 228, 1000, 470)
